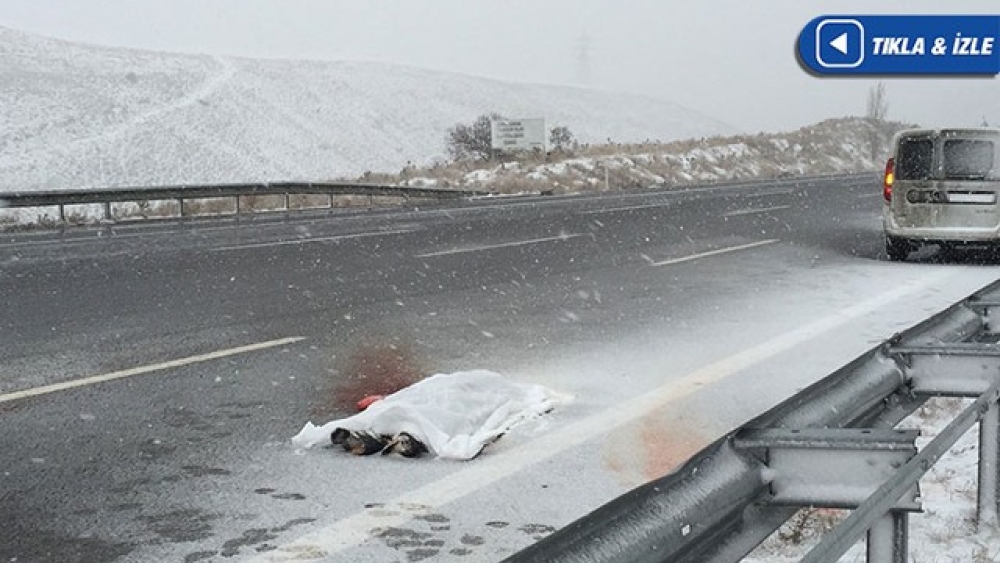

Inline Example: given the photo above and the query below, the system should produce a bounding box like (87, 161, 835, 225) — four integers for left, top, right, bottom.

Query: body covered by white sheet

(292, 370, 563, 460)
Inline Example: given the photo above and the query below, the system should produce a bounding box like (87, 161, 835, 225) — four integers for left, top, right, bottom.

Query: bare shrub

(776, 507, 846, 545)
(446, 113, 503, 162)
(550, 125, 576, 153)
(358, 170, 400, 184)
(478, 175, 557, 195)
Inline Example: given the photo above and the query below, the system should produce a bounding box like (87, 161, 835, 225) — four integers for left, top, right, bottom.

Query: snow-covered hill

(0, 26, 734, 192)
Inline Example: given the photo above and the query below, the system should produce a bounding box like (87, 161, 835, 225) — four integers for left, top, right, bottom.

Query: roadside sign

(491, 118, 546, 151)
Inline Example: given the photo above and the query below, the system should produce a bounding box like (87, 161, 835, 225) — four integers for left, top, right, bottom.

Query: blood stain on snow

(314, 340, 427, 417)
(603, 405, 711, 486)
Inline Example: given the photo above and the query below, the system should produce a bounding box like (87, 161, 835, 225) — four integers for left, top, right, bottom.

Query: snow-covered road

(2, 175, 999, 562)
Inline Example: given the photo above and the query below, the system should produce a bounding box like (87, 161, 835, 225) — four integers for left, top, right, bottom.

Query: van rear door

(892, 132, 1000, 233)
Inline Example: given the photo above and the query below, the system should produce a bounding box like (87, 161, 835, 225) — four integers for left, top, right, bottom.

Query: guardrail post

(178, 198, 185, 217)
(58, 204, 66, 223)
(104, 201, 111, 222)
(866, 511, 907, 563)
(979, 398, 1000, 527)
(283, 193, 289, 211)
(235, 195, 241, 215)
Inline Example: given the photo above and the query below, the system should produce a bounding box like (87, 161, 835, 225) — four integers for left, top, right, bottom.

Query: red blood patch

(314, 342, 426, 418)
(356, 394, 385, 411)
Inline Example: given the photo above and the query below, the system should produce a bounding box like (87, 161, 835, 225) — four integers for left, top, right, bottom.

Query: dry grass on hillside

(343, 117, 913, 196)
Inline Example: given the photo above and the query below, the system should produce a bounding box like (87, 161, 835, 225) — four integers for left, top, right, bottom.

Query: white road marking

(645, 239, 779, 267)
(0, 217, 279, 249)
(579, 202, 670, 215)
(724, 205, 791, 217)
(0, 337, 305, 404)
(212, 229, 414, 252)
(743, 188, 794, 197)
(0, 230, 164, 249)
(856, 192, 882, 199)
(248, 269, 957, 563)
(434, 180, 804, 215)
(415, 234, 582, 258)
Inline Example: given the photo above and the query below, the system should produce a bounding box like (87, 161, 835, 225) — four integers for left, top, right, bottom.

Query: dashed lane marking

(212, 229, 414, 252)
(724, 205, 791, 217)
(415, 234, 583, 258)
(644, 239, 780, 267)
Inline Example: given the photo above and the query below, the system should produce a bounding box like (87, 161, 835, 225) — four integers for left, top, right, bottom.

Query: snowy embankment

(0, 25, 731, 193)
(398, 117, 908, 194)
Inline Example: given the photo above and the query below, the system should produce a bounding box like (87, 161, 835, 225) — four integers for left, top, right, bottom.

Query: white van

(883, 127, 1000, 260)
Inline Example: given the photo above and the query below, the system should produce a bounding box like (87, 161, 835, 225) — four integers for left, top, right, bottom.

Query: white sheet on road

(291, 370, 565, 460)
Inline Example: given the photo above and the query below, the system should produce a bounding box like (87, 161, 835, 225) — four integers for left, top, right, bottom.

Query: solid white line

(579, 202, 669, 215)
(856, 192, 882, 199)
(212, 229, 414, 252)
(0, 230, 161, 249)
(0, 336, 305, 404)
(647, 239, 779, 267)
(743, 188, 794, 197)
(724, 205, 791, 217)
(248, 269, 957, 563)
(415, 234, 582, 258)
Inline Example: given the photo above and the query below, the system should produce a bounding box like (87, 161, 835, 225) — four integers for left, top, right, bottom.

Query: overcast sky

(1, 0, 997, 132)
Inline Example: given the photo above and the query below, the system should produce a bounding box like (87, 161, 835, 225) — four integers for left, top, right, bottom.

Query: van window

(895, 138, 934, 181)
(943, 139, 995, 180)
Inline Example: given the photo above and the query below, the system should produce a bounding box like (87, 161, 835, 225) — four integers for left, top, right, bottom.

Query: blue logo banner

(799, 15, 1000, 75)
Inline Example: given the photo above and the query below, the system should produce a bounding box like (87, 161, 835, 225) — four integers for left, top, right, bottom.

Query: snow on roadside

(0, 116, 904, 228)
(746, 397, 1000, 562)
(0, 25, 732, 193)
(445, 117, 907, 195)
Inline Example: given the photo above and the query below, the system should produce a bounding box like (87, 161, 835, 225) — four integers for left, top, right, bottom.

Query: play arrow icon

(811, 18, 865, 69)
(830, 32, 849, 55)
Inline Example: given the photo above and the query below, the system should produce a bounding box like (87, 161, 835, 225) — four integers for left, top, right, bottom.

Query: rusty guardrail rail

(505, 279, 1000, 563)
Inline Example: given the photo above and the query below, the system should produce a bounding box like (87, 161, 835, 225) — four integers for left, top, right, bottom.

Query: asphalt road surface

(2, 175, 999, 563)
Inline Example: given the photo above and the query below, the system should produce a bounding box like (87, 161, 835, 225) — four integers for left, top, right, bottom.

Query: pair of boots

(330, 428, 428, 458)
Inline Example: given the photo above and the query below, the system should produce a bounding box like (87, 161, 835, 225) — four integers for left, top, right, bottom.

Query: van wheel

(885, 236, 911, 261)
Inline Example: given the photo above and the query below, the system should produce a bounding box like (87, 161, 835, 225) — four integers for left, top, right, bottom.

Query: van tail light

(883, 157, 895, 203)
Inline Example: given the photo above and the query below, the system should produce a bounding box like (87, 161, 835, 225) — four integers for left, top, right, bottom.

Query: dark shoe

(382, 432, 428, 458)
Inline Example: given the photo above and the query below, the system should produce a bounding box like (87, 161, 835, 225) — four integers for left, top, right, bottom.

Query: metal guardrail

(0, 181, 491, 223)
(0, 172, 873, 227)
(505, 279, 1000, 563)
